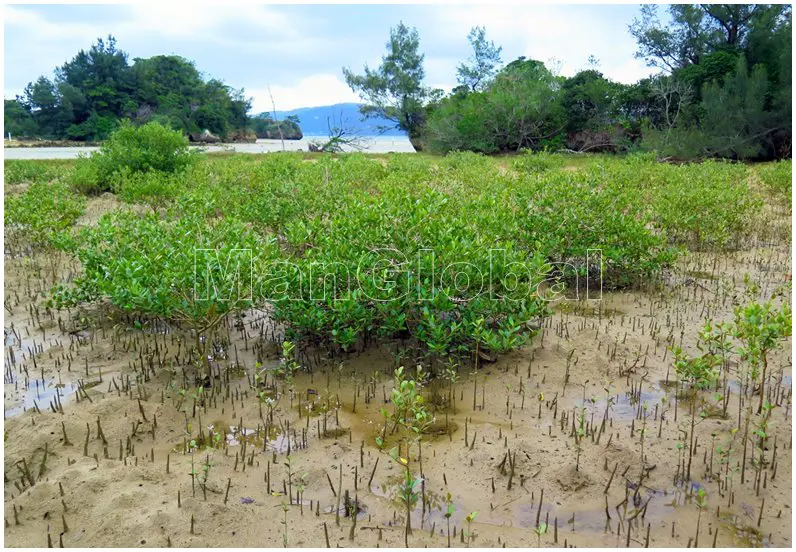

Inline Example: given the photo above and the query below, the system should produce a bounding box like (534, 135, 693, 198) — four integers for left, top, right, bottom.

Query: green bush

(756, 160, 792, 209)
(69, 156, 103, 195)
(642, 161, 761, 249)
(424, 59, 565, 154)
(112, 168, 187, 212)
(4, 159, 74, 186)
(514, 166, 676, 286)
(51, 210, 272, 381)
(70, 121, 196, 194)
(54, 151, 775, 371)
(4, 181, 86, 249)
(512, 150, 565, 173)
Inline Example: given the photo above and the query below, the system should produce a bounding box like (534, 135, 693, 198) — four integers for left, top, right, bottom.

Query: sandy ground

(3, 138, 415, 160)
(3, 197, 792, 548)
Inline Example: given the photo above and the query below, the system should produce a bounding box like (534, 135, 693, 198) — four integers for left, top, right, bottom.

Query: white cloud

(606, 58, 656, 85)
(4, 3, 658, 109)
(248, 74, 361, 112)
(122, 2, 303, 42)
(4, 5, 102, 41)
(426, 4, 656, 85)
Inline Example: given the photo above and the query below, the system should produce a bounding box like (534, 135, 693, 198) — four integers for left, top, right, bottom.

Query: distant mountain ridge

(266, 103, 406, 137)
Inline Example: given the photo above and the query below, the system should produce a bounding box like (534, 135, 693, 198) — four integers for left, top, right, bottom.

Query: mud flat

(3, 161, 792, 547)
(4, 231, 791, 547)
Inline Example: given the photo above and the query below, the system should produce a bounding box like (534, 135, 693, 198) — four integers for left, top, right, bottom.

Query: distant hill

(268, 103, 406, 137)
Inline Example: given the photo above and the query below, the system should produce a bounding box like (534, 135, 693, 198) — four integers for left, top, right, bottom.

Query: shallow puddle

(4, 377, 77, 417)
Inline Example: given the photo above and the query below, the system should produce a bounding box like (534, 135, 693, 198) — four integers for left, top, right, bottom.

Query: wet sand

(3, 194, 792, 548)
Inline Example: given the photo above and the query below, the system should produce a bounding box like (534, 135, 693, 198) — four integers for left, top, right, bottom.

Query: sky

(3, 2, 661, 112)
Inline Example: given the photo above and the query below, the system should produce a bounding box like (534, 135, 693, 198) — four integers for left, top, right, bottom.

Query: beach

(2, 137, 415, 159)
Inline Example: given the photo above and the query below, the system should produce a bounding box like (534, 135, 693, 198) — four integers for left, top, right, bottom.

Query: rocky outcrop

(228, 130, 257, 143)
(253, 119, 303, 140)
(189, 129, 221, 143)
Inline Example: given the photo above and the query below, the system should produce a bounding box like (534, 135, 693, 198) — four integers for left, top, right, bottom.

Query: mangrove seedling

(732, 299, 790, 484)
(389, 447, 422, 547)
(534, 521, 548, 548)
(281, 502, 290, 547)
(464, 511, 478, 548)
(694, 487, 708, 547)
(733, 300, 791, 414)
(444, 493, 454, 548)
(672, 345, 719, 480)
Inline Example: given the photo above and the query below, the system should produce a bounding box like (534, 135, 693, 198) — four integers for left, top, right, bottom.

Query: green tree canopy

(7, 36, 253, 141)
(425, 57, 565, 153)
(456, 26, 503, 92)
(343, 22, 429, 139)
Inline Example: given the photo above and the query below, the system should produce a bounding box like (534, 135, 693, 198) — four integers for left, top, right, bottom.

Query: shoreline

(3, 137, 415, 159)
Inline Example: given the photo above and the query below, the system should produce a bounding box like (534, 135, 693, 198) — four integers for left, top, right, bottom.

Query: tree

(629, 4, 713, 71)
(425, 57, 565, 153)
(56, 35, 133, 122)
(20, 76, 67, 138)
(701, 4, 764, 47)
(561, 70, 621, 132)
(649, 75, 694, 148)
(630, 5, 777, 72)
(456, 26, 503, 92)
(343, 22, 429, 141)
(250, 113, 302, 140)
(698, 56, 776, 158)
(675, 50, 739, 97)
(16, 36, 254, 141)
(561, 70, 637, 152)
(4, 99, 38, 138)
(631, 5, 791, 159)
(130, 55, 204, 108)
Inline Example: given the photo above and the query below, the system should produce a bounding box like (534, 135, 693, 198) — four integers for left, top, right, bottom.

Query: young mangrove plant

(733, 299, 790, 484)
(281, 501, 290, 547)
(50, 210, 274, 384)
(534, 521, 548, 548)
(378, 366, 434, 546)
(672, 345, 720, 482)
(444, 493, 454, 548)
(464, 511, 478, 548)
(733, 300, 791, 415)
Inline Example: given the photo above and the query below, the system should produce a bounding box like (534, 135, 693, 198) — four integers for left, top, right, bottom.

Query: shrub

(641, 161, 762, 248)
(756, 160, 792, 209)
(69, 156, 103, 195)
(438, 150, 494, 172)
(51, 210, 272, 379)
(514, 166, 676, 286)
(4, 181, 85, 249)
(56, 151, 768, 375)
(512, 150, 565, 173)
(4, 159, 74, 186)
(112, 168, 187, 212)
(70, 121, 196, 194)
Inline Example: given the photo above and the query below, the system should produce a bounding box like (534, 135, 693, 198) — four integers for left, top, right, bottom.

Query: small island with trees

(4, 35, 301, 144)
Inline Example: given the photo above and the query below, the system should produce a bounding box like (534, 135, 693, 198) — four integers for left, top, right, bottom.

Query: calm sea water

(3, 137, 415, 159)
